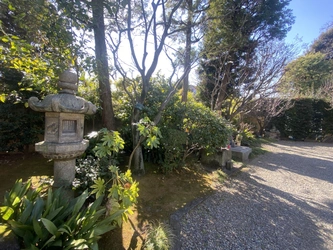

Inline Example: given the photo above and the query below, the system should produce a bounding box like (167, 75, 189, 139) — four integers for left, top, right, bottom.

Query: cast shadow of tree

(176, 169, 331, 249)
(254, 148, 333, 184)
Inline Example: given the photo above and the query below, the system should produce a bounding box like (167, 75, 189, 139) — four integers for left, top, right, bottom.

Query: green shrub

(271, 98, 333, 140)
(0, 179, 123, 249)
(112, 76, 231, 173)
(237, 122, 256, 147)
(0, 102, 43, 152)
(143, 221, 174, 250)
(74, 129, 125, 193)
(74, 128, 139, 225)
(74, 155, 106, 192)
(91, 166, 139, 225)
(182, 100, 231, 157)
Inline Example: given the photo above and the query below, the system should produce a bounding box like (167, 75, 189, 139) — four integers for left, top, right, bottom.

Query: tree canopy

(198, 0, 295, 113)
(280, 52, 333, 96)
(310, 25, 333, 59)
(0, 0, 75, 102)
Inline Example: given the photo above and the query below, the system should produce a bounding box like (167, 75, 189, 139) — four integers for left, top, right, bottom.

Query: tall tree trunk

(92, 0, 116, 130)
(181, 0, 193, 103)
(131, 108, 144, 174)
(214, 62, 232, 113)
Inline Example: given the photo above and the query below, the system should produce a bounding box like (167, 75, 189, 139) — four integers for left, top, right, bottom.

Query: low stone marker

(231, 146, 252, 162)
(200, 148, 232, 169)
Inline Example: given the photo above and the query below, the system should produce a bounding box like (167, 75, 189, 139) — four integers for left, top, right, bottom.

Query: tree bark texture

(92, 0, 116, 130)
(131, 108, 144, 174)
(181, 0, 193, 103)
(214, 62, 232, 113)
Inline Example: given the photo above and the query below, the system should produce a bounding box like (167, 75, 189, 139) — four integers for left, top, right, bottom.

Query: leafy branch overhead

(136, 117, 162, 149)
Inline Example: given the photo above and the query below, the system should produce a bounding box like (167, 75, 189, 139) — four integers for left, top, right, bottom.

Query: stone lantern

(28, 69, 96, 195)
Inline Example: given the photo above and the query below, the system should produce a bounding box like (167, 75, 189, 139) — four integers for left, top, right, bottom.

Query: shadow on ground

(175, 170, 328, 249)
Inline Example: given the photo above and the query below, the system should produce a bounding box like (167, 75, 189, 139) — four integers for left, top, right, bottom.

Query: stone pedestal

(53, 159, 76, 188)
(231, 146, 252, 162)
(201, 148, 232, 168)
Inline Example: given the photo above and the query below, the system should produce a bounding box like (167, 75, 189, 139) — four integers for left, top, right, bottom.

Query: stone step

(230, 146, 252, 162)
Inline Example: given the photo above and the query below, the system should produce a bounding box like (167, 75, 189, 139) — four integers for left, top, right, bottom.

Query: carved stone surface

(28, 69, 96, 195)
(44, 112, 84, 143)
(35, 140, 89, 160)
(28, 94, 96, 115)
(28, 68, 96, 115)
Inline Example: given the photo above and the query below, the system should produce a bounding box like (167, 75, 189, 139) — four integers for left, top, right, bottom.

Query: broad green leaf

(45, 206, 64, 221)
(91, 178, 105, 199)
(70, 239, 88, 248)
(108, 186, 119, 200)
(23, 230, 34, 248)
(11, 196, 21, 207)
(32, 219, 43, 238)
(1, 37, 9, 43)
(0, 206, 14, 220)
(71, 190, 88, 216)
(0, 94, 6, 103)
(30, 245, 39, 250)
(30, 197, 44, 221)
(51, 239, 63, 247)
(42, 235, 56, 248)
(8, 3, 15, 11)
(57, 224, 72, 234)
(41, 218, 57, 235)
(19, 200, 33, 223)
(87, 195, 104, 213)
(8, 220, 31, 238)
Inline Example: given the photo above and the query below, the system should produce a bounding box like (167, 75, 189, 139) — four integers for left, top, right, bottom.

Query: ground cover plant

(0, 179, 123, 249)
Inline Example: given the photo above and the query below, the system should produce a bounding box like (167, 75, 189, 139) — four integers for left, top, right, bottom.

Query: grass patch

(0, 153, 53, 199)
(212, 169, 228, 184)
(142, 220, 174, 250)
(99, 162, 215, 249)
(247, 137, 274, 158)
(250, 147, 268, 158)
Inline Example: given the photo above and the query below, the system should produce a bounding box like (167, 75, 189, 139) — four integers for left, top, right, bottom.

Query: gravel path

(174, 141, 333, 250)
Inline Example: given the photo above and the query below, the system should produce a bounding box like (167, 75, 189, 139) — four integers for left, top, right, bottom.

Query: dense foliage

(271, 99, 333, 140)
(311, 25, 333, 60)
(0, 179, 122, 249)
(0, 128, 139, 249)
(0, 68, 44, 152)
(280, 52, 333, 96)
(0, 0, 74, 98)
(198, 0, 294, 112)
(0, 0, 76, 152)
(74, 128, 139, 224)
(146, 94, 231, 172)
(112, 76, 231, 172)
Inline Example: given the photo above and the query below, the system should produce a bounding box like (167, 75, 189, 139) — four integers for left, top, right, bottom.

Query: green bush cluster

(0, 179, 122, 250)
(271, 99, 333, 140)
(145, 96, 231, 172)
(112, 77, 232, 173)
(75, 128, 139, 224)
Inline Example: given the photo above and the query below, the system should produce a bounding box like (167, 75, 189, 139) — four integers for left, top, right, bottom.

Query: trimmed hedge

(271, 98, 333, 140)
